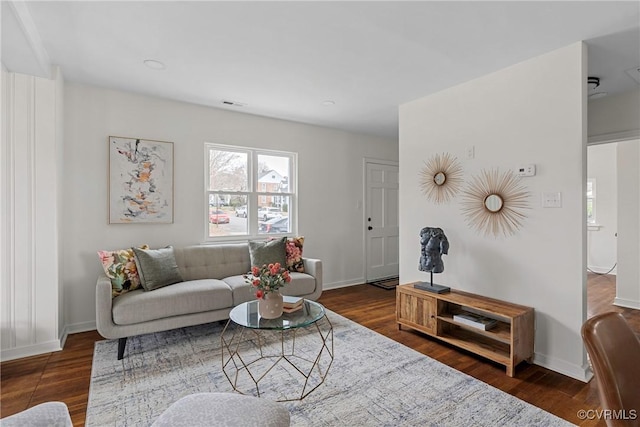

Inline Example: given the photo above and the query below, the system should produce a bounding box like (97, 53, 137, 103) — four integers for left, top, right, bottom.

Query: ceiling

(3, 1, 639, 139)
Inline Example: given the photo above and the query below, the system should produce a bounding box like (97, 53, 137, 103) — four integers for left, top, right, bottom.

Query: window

(205, 143, 296, 240)
(587, 179, 596, 224)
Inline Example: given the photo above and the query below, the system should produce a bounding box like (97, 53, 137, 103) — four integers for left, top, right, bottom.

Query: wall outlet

(516, 164, 536, 177)
(467, 146, 475, 159)
(542, 192, 562, 208)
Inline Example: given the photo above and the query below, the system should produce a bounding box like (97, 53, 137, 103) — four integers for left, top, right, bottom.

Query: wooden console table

(396, 283, 534, 377)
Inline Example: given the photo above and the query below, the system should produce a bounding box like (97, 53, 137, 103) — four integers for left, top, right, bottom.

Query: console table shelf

(396, 283, 534, 377)
(437, 313, 512, 344)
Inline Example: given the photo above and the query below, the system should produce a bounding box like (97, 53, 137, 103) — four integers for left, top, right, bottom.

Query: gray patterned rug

(87, 310, 574, 426)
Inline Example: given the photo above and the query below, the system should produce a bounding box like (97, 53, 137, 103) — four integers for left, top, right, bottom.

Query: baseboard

(1, 340, 63, 362)
(64, 320, 97, 335)
(614, 297, 640, 310)
(533, 352, 593, 383)
(324, 278, 365, 290)
(58, 320, 98, 352)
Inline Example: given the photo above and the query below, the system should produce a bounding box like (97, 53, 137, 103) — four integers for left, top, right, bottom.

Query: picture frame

(109, 136, 174, 224)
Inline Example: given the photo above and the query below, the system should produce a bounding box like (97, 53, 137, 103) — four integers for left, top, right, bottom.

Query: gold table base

(221, 315, 334, 402)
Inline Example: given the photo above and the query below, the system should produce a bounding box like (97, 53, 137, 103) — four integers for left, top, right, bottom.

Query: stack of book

(282, 296, 304, 313)
(453, 311, 498, 331)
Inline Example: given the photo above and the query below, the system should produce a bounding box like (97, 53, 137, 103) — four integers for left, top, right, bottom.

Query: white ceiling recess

(2, 1, 639, 138)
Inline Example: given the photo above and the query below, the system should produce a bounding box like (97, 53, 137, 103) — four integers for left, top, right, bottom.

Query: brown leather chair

(581, 312, 640, 427)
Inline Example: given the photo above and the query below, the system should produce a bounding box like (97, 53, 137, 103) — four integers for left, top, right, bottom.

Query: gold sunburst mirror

(461, 168, 530, 237)
(419, 153, 463, 204)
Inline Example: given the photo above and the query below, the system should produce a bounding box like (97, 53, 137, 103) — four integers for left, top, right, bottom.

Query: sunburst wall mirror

(419, 152, 463, 204)
(461, 168, 530, 237)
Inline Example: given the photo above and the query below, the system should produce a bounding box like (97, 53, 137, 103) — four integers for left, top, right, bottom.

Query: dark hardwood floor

(1, 273, 637, 426)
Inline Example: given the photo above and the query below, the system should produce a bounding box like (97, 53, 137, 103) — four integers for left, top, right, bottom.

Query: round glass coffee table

(221, 299, 334, 402)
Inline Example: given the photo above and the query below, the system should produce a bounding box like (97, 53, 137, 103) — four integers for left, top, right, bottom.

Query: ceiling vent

(624, 67, 640, 85)
(222, 100, 247, 107)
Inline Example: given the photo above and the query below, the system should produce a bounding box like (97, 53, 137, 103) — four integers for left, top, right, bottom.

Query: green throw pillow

(132, 246, 183, 291)
(249, 237, 287, 268)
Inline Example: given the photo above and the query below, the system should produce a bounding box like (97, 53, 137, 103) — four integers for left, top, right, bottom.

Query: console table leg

(506, 365, 514, 377)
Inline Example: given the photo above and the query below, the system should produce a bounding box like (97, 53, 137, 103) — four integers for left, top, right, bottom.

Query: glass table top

(229, 299, 325, 330)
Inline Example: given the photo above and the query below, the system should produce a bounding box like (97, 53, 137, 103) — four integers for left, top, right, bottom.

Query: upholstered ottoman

(0, 402, 72, 427)
(151, 393, 290, 427)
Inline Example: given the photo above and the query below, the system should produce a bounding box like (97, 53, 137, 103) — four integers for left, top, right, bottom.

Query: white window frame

(204, 143, 297, 241)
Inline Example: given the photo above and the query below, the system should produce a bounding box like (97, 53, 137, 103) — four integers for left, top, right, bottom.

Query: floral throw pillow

(285, 237, 305, 273)
(98, 245, 149, 298)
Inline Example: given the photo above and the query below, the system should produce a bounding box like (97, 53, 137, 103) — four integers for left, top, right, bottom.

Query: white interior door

(365, 161, 399, 281)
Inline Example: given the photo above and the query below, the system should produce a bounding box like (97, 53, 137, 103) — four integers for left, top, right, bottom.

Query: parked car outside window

(259, 217, 289, 233)
(257, 207, 281, 221)
(235, 205, 247, 218)
(209, 210, 230, 224)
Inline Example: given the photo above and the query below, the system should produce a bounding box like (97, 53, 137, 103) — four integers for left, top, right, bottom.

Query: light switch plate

(542, 192, 562, 208)
(467, 146, 475, 159)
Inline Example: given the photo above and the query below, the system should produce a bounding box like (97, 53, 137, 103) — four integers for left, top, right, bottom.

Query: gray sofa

(0, 394, 290, 427)
(96, 243, 322, 359)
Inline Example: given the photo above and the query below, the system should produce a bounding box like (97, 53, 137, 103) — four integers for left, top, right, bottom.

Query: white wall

(399, 43, 590, 381)
(63, 83, 397, 330)
(586, 143, 617, 274)
(588, 88, 640, 143)
(1, 68, 65, 361)
(588, 88, 640, 308)
(615, 140, 640, 310)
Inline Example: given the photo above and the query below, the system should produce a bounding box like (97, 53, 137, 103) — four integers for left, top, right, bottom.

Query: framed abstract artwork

(109, 136, 174, 224)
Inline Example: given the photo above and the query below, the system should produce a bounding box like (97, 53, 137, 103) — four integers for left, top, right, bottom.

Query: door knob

(368, 226, 373, 230)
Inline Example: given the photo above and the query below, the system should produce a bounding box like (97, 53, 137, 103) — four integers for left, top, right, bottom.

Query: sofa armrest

(302, 258, 323, 298)
(95, 275, 118, 339)
(0, 402, 72, 427)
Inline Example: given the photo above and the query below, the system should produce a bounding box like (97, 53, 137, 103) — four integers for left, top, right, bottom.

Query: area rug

(86, 311, 574, 426)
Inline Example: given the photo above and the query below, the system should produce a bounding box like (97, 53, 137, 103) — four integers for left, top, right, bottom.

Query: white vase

(259, 291, 283, 319)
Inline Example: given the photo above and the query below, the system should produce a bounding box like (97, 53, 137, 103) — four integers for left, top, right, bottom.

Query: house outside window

(587, 179, 596, 224)
(205, 143, 296, 240)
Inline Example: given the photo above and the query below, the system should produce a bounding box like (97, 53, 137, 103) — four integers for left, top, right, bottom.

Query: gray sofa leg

(117, 337, 127, 360)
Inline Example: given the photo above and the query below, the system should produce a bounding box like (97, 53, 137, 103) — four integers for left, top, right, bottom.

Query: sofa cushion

(133, 246, 183, 291)
(174, 244, 251, 281)
(222, 275, 257, 306)
(223, 272, 317, 306)
(98, 245, 149, 297)
(284, 273, 317, 296)
(112, 279, 233, 325)
(249, 237, 287, 268)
